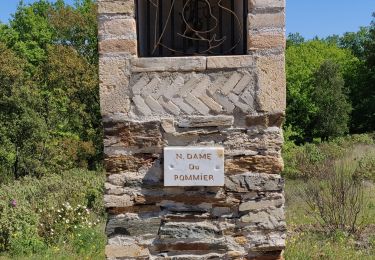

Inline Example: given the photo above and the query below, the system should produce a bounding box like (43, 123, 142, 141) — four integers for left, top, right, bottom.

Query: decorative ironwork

(136, 0, 247, 57)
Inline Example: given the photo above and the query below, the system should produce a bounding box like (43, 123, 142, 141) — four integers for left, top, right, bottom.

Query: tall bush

(303, 158, 364, 234)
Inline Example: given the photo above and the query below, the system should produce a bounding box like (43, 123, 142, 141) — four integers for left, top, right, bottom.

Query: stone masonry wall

(99, 0, 286, 259)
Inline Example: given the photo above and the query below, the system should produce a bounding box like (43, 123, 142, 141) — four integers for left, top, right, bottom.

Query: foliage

(50, 0, 98, 64)
(339, 27, 370, 59)
(285, 39, 359, 142)
(310, 60, 352, 140)
(8, 0, 53, 66)
(286, 18, 375, 136)
(0, 169, 104, 256)
(34, 44, 100, 171)
(0, 43, 49, 181)
(351, 13, 375, 133)
(0, 0, 101, 182)
(286, 32, 305, 47)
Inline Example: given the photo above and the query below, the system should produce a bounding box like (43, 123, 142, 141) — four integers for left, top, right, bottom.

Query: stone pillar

(99, 0, 286, 259)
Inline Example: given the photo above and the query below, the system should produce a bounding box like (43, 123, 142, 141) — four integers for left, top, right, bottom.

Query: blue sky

(0, 0, 374, 39)
(287, 0, 374, 39)
(0, 0, 75, 23)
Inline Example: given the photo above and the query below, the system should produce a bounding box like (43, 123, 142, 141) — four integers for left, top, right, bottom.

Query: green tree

(339, 27, 370, 60)
(7, 0, 53, 66)
(341, 13, 375, 133)
(310, 60, 352, 140)
(0, 0, 101, 181)
(286, 32, 305, 48)
(356, 13, 375, 132)
(286, 40, 358, 141)
(323, 34, 341, 46)
(0, 43, 48, 181)
(35, 45, 99, 170)
(50, 0, 98, 64)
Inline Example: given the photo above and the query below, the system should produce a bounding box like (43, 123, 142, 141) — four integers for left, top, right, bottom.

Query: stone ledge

(206, 56, 254, 69)
(247, 250, 284, 260)
(104, 194, 133, 208)
(239, 193, 284, 212)
(151, 238, 233, 252)
(102, 113, 129, 123)
(131, 55, 256, 73)
(159, 221, 223, 239)
(131, 57, 207, 72)
(240, 207, 286, 231)
(152, 252, 226, 259)
(104, 119, 165, 149)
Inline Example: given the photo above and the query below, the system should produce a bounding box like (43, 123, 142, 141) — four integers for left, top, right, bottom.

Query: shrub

(282, 142, 335, 179)
(0, 169, 104, 256)
(355, 149, 375, 181)
(302, 158, 364, 234)
(7, 224, 46, 256)
(0, 200, 44, 255)
(39, 202, 100, 245)
(282, 133, 375, 179)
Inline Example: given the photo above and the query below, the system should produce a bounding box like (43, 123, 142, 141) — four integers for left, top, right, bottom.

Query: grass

(0, 223, 106, 260)
(285, 231, 375, 260)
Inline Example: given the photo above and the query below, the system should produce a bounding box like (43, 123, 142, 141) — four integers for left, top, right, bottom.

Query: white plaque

(164, 146, 224, 187)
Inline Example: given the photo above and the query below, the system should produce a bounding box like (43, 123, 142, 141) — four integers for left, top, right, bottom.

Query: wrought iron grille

(136, 0, 248, 57)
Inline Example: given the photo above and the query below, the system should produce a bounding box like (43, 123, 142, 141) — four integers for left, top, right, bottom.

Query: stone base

(103, 117, 286, 260)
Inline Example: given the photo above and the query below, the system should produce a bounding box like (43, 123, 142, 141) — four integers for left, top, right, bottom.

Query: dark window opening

(136, 0, 248, 57)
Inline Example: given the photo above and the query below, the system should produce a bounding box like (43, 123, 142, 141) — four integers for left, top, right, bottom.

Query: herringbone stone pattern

(129, 71, 256, 116)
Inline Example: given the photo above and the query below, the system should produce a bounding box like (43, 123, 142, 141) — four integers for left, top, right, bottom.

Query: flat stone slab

(164, 146, 225, 187)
